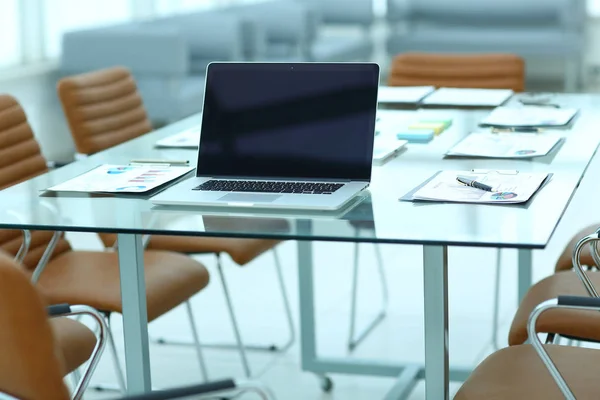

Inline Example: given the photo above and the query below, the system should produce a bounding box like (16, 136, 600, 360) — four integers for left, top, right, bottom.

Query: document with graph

(401, 170, 550, 204)
(377, 86, 435, 104)
(155, 126, 201, 148)
(479, 106, 578, 128)
(46, 164, 194, 194)
(446, 132, 563, 158)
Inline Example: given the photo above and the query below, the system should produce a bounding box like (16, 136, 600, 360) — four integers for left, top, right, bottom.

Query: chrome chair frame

(526, 296, 600, 400)
(47, 304, 109, 400)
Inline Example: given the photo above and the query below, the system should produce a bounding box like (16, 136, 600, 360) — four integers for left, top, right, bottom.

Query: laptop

(151, 62, 380, 211)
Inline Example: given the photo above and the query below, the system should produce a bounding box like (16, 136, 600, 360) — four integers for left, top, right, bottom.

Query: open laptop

(151, 62, 380, 211)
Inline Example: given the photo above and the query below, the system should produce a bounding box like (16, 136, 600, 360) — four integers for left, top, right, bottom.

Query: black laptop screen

(196, 63, 380, 181)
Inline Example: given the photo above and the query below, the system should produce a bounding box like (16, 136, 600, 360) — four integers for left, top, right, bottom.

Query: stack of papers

(421, 88, 514, 107)
(479, 106, 578, 128)
(46, 164, 194, 194)
(372, 137, 407, 165)
(377, 86, 435, 105)
(155, 127, 201, 148)
(404, 170, 549, 204)
(446, 132, 563, 158)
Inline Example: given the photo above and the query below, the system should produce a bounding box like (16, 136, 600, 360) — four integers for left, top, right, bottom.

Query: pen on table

(491, 127, 544, 133)
(517, 99, 561, 108)
(130, 159, 190, 165)
(456, 176, 493, 192)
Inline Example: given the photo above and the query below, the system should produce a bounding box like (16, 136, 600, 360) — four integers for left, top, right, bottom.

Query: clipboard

(400, 170, 551, 205)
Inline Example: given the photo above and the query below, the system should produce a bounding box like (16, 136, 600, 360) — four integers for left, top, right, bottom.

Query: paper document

(408, 170, 549, 204)
(421, 88, 514, 107)
(375, 110, 412, 135)
(372, 138, 407, 165)
(377, 86, 435, 104)
(155, 126, 201, 148)
(46, 164, 194, 194)
(479, 106, 578, 127)
(446, 132, 563, 158)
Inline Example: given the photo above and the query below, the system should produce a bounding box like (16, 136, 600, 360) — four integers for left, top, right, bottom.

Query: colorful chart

(515, 149, 536, 155)
(107, 166, 135, 174)
(116, 185, 147, 191)
(491, 192, 518, 200)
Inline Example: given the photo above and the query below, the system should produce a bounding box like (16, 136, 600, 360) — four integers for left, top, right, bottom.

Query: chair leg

(216, 254, 252, 378)
(155, 250, 294, 353)
(106, 316, 127, 393)
(272, 248, 296, 353)
(347, 242, 388, 351)
(185, 300, 209, 382)
(491, 249, 502, 350)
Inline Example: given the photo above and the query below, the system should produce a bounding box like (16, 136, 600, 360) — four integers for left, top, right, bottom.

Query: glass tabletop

(1, 93, 599, 248)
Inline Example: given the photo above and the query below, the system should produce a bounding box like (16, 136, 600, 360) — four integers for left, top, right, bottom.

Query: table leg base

(302, 358, 471, 399)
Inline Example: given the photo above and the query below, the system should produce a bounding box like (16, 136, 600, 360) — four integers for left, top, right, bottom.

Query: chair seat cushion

(455, 344, 600, 399)
(555, 224, 599, 272)
(35, 250, 210, 322)
(311, 35, 373, 62)
(508, 271, 600, 345)
(146, 235, 280, 266)
(387, 28, 582, 56)
(97, 233, 281, 266)
(50, 317, 96, 375)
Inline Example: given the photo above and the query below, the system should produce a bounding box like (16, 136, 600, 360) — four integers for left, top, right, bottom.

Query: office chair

(56, 67, 291, 377)
(554, 224, 599, 272)
(0, 94, 211, 390)
(508, 227, 600, 347)
(455, 296, 600, 400)
(388, 52, 525, 91)
(388, 52, 525, 349)
(0, 253, 273, 400)
(0, 251, 107, 400)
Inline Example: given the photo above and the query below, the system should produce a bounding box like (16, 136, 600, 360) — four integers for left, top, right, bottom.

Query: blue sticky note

(396, 129, 435, 143)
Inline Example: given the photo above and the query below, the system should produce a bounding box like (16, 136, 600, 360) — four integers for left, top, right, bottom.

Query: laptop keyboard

(193, 180, 344, 194)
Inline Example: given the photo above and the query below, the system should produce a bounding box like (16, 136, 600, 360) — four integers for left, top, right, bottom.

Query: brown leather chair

(57, 67, 290, 377)
(455, 296, 600, 400)
(0, 94, 210, 388)
(388, 53, 525, 92)
(0, 250, 101, 400)
(555, 224, 599, 272)
(508, 226, 600, 346)
(0, 251, 272, 400)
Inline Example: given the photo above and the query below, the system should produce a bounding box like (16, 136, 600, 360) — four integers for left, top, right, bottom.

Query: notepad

(155, 127, 201, 148)
(408, 122, 445, 135)
(479, 106, 578, 128)
(446, 132, 563, 158)
(46, 164, 194, 194)
(372, 138, 407, 165)
(421, 88, 514, 107)
(402, 170, 549, 204)
(396, 129, 435, 143)
(377, 86, 435, 104)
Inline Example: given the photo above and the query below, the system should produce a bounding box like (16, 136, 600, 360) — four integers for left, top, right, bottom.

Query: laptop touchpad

(218, 193, 282, 203)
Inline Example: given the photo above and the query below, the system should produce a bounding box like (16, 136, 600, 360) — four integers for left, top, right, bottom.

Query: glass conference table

(1, 94, 600, 399)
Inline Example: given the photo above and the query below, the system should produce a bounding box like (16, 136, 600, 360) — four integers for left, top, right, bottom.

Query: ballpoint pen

(130, 159, 190, 165)
(491, 127, 544, 133)
(456, 175, 493, 192)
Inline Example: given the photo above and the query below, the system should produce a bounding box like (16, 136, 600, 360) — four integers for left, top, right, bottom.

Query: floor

(1, 29, 599, 400)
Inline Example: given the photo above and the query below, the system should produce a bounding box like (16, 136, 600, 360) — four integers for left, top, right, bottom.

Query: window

(0, 0, 20, 67)
(42, 0, 133, 58)
(590, 0, 600, 16)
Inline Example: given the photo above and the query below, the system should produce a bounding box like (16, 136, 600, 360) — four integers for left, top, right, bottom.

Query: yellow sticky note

(408, 122, 445, 135)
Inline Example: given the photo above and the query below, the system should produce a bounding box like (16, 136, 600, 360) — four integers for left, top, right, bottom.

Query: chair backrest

(0, 251, 71, 400)
(388, 53, 525, 92)
(57, 66, 153, 155)
(0, 95, 72, 269)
